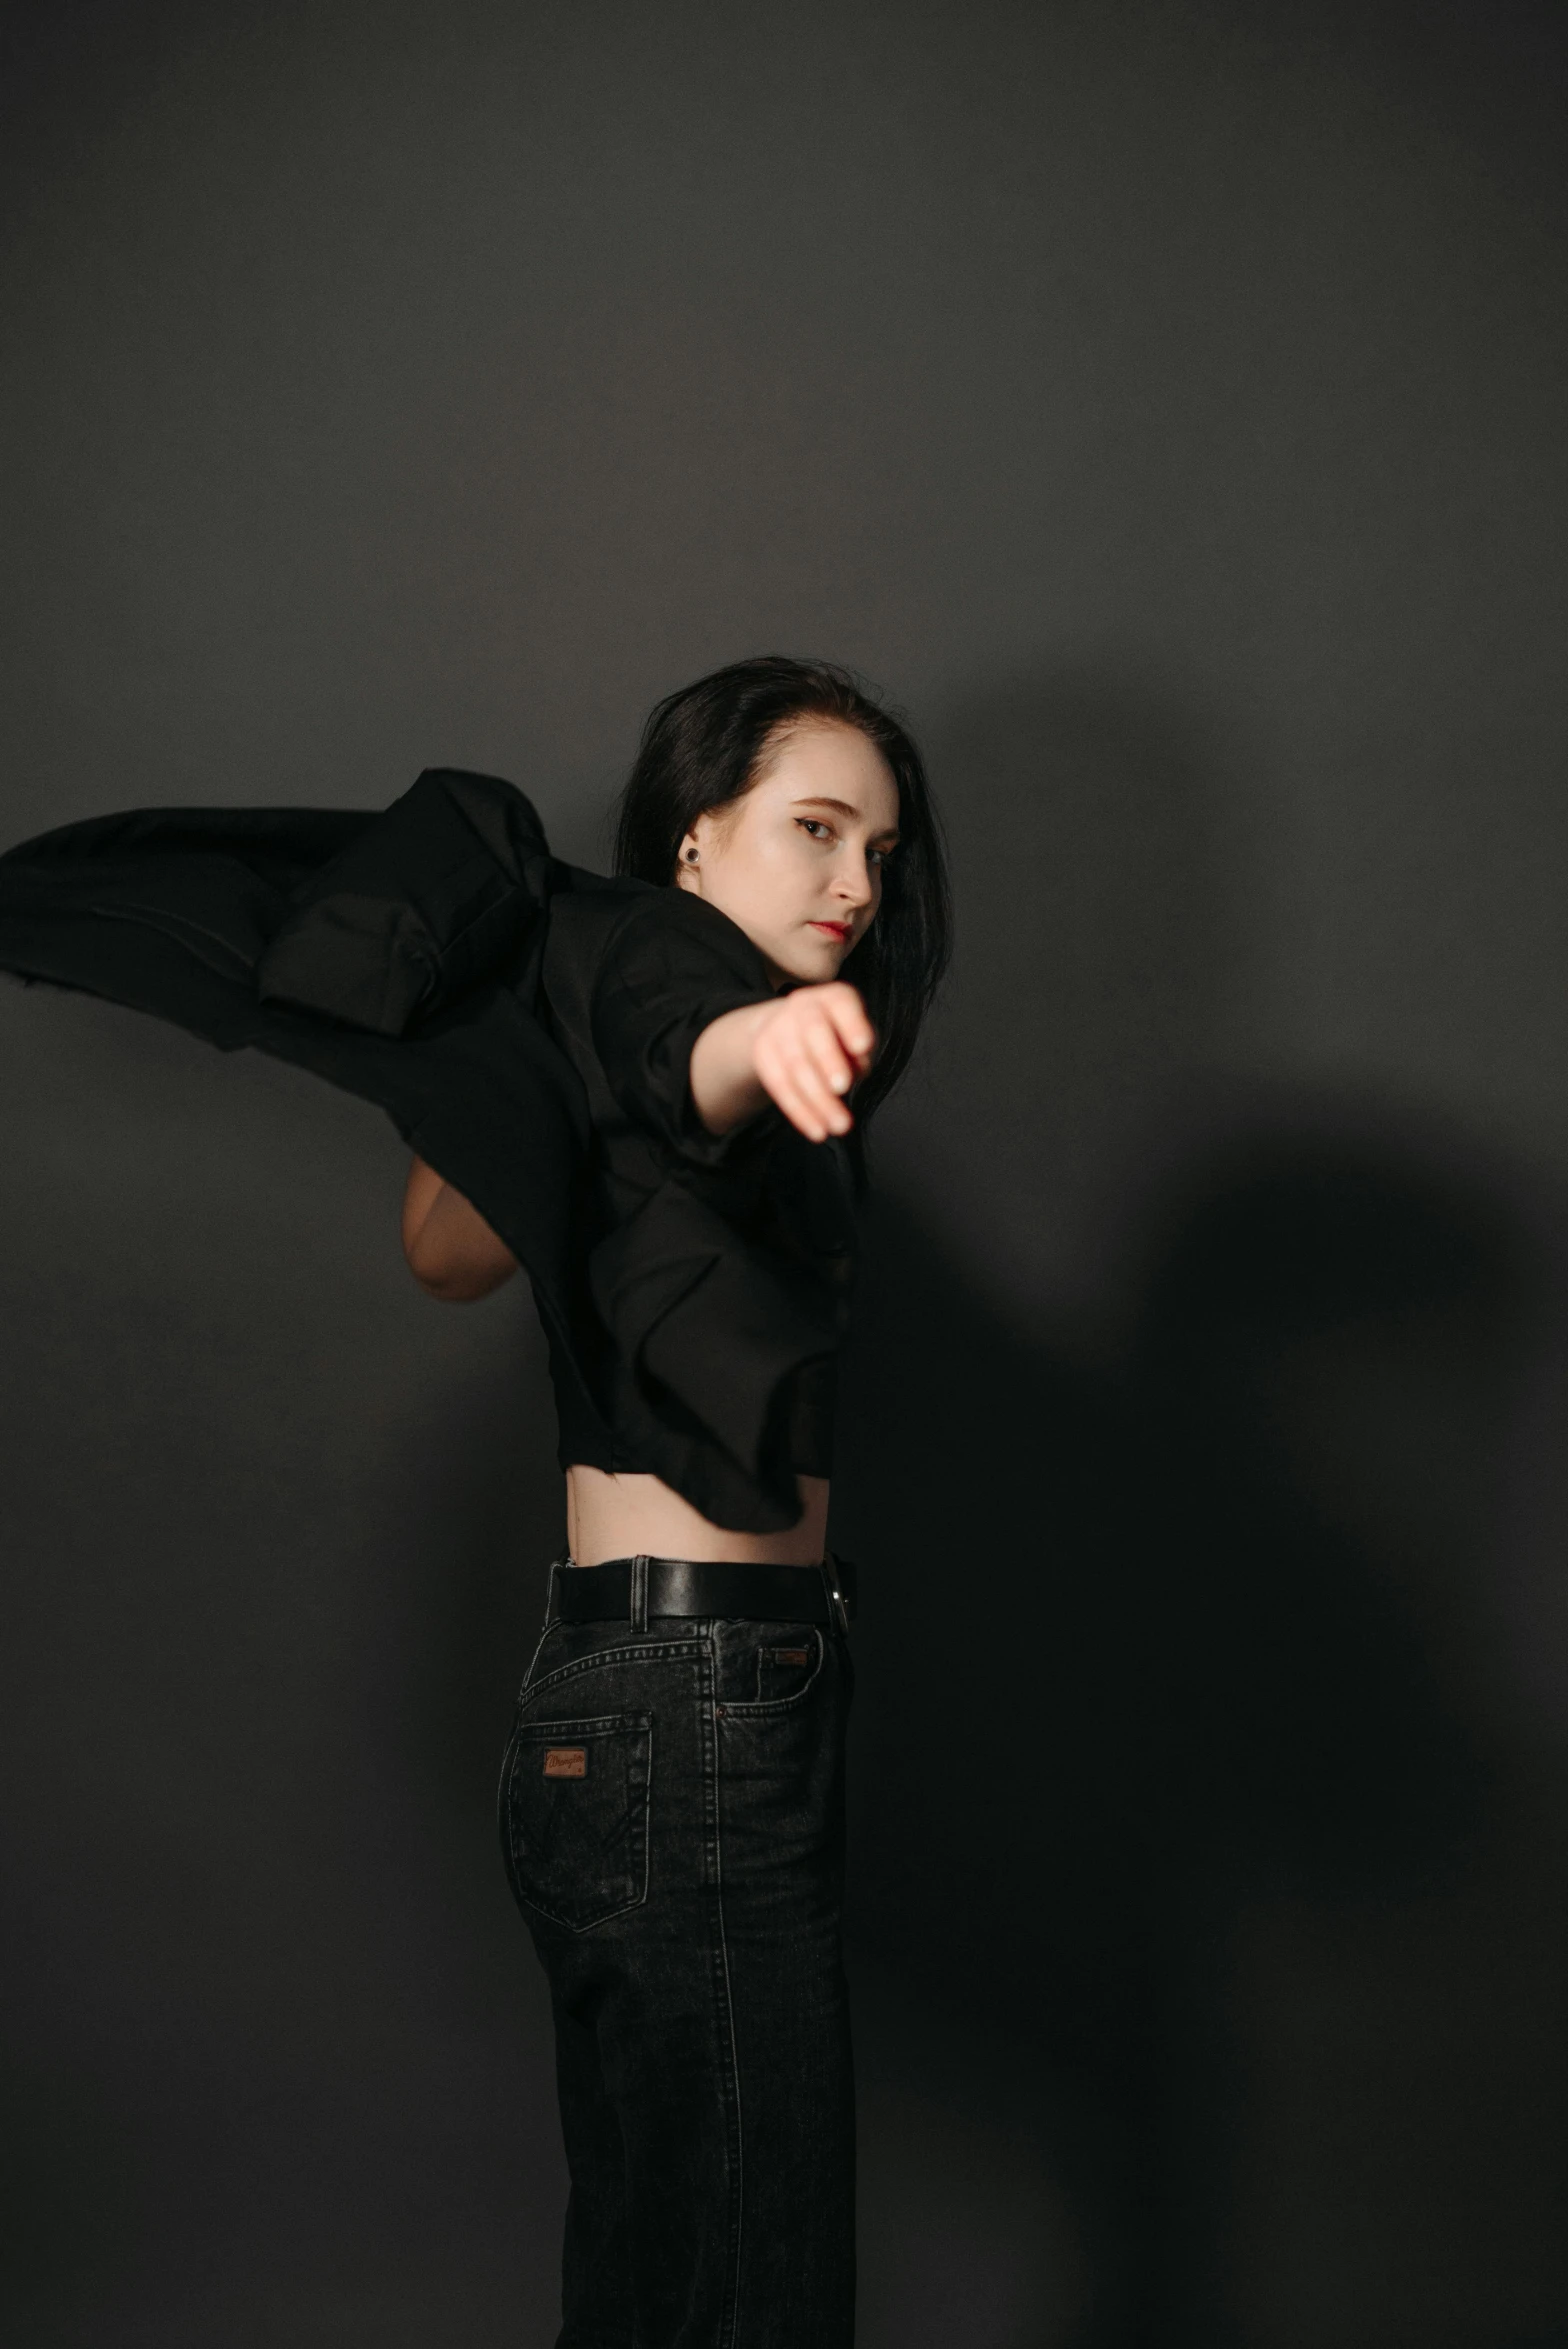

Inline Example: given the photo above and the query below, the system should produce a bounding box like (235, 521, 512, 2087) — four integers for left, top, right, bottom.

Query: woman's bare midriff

(565, 1464, 830, 1568)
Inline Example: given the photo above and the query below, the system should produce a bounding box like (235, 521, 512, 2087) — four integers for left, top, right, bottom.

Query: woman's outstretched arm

(404, 980, 875, 1300)
(402, 1157, 519, 1300)
(689, 982, 876, 1144)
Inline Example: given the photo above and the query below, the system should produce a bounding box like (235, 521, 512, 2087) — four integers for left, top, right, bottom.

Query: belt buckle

(822, 1557, 851, 1637)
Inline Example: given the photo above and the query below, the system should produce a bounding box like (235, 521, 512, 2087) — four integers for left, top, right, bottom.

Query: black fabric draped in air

(0, 770, 855, 1530)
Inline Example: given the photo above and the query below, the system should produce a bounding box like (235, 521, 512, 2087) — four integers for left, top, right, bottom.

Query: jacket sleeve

(589, 891, 781, 1165)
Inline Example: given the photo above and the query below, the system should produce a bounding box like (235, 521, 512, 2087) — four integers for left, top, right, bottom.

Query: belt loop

(629, 1553, 649, 1633)
(545, 1555, 565, 1627)
(820, 1556, 850, 1638)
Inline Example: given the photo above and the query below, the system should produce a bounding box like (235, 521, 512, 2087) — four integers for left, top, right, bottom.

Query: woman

(0, 655, 950, 2346)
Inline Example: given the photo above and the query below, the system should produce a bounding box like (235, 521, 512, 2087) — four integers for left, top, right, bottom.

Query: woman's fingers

(757, 996, 869, 1138)
(755, 1023, 841, 1139)
(819, 982, 877, 1072)
(748, 983, 879, 1143)
(800, 1005, 860, 1101)
(756, 1028, 843, 1140)
(785, 1007, 857, 1131)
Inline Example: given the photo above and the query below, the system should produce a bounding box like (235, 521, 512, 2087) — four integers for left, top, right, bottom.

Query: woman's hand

(402, 1156, 519, 1300)
(689, 983, 876, 1143)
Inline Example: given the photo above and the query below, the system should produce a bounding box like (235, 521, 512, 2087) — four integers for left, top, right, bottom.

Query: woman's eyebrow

(792, 795, 901, 840)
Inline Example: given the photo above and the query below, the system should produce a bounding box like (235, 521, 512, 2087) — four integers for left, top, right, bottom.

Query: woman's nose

(834, 854, 874, 905)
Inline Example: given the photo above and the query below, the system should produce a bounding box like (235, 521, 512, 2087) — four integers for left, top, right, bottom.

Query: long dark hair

(613, 656, 951, 1121)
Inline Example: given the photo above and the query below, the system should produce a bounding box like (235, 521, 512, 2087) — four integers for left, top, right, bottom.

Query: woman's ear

(674, 829, 703, 893)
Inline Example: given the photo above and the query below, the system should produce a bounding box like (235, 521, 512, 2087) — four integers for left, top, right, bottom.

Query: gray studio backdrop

(3, 4, 1566, 2344)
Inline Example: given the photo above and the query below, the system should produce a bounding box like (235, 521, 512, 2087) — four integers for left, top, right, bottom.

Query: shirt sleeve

(589, 890, 780, 1165)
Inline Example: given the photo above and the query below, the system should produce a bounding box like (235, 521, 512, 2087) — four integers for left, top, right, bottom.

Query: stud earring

(685, 847, 699, 864)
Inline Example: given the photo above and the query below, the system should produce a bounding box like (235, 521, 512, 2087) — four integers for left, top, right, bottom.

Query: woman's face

(675, 718, 901, 985)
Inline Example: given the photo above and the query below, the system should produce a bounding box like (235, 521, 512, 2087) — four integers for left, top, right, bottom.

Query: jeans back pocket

(500, 1710, 653, 1932)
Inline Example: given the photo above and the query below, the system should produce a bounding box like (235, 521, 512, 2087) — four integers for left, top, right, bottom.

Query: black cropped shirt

(0, 768, 857, 1530)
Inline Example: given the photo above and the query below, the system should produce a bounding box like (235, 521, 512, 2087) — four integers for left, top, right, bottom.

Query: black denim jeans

(498, 1588, 856, 2348)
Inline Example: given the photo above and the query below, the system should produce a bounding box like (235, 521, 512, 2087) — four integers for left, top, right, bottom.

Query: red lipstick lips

(811, 920, 851, 942)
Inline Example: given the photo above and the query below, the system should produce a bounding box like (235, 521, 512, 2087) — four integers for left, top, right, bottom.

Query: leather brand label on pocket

(543, 1747, 588, 1779)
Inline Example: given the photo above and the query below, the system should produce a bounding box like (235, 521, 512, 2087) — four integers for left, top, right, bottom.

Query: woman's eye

(796, 819, 833, 841)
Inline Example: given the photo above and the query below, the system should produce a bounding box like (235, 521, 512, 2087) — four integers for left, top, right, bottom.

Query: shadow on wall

(894, 666, 1255, 1300)
(834, 1117, 1568, 2348)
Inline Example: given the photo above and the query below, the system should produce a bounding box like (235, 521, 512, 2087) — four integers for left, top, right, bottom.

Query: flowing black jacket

(0, 769, 856, 1530)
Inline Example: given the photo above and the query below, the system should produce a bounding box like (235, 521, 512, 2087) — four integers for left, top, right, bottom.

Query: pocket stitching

(520, 1637, 708, 1705)
(503, 1712, 654, 1934)
(723, 1626, 828, 1716)
(511, 1709, 650, 1740)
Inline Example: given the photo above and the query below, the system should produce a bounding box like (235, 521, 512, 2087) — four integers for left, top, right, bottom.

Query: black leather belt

(547, 1554, 856, 1632)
